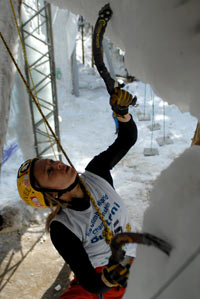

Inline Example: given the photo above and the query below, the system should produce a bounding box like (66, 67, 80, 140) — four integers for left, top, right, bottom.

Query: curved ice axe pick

(110, 232, 172, 263)
(92, 3, 121, 95)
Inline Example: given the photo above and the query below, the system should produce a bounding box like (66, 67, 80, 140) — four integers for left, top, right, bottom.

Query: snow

(0, 1, 200, 298)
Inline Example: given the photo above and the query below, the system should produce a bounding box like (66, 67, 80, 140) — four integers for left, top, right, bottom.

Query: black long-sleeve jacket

(50, 116, 137, 293)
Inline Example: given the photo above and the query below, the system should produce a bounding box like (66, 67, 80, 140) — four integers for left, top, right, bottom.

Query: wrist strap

(101, 273, 118, 288)
(113, 112, 129, 118)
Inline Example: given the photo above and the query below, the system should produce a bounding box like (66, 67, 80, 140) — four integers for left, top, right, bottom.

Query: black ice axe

(92, 3, 121, 95)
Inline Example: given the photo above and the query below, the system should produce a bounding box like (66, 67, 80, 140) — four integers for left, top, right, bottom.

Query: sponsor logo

(24, 175, 29, 187)
(31, 196, 43, 207)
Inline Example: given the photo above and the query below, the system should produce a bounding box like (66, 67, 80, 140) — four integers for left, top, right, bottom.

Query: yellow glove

(110, 88, 137, 116)
(101, 259, 131, 288)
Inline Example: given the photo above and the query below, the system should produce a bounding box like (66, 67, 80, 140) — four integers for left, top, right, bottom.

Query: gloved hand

(110, 87, 137, 117)
(101, 259, 131, 288)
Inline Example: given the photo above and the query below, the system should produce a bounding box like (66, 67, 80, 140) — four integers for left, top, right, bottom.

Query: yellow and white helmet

(17, 159, 48, 209)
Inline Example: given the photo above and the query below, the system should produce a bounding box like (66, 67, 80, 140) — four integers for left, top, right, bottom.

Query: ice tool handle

(93, 3, 119, 95)
(110, 232, 172, 263)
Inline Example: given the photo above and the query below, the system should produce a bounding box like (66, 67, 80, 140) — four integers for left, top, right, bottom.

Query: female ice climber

(17, 87, 138, 299)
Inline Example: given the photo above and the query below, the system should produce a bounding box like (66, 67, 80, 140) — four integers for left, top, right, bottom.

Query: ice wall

(46, 0, 200, 120)
(0, 0, 20, 164)
(51, 5, 78, 100)
(125, 146, 200, 299)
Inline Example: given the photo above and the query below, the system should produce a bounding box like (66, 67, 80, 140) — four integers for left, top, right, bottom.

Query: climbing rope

(9, 0, 57, 158)
(0, 32, 114, 245)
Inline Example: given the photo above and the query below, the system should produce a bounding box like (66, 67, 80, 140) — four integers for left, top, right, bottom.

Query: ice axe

(93, 2, 137, 105)
(110, 232, 172, 264)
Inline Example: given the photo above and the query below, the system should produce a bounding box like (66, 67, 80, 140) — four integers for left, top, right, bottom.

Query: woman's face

(33, 159, 77, 190)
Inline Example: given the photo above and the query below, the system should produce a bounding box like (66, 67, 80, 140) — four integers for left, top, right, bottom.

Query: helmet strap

(40, 175, 79, 199)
